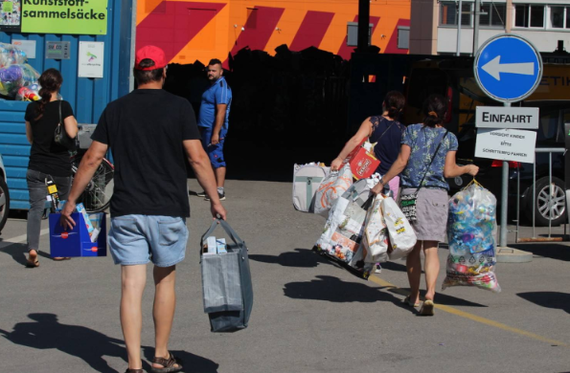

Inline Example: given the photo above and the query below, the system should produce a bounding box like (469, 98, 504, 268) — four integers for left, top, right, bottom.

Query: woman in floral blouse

(371, 94, 479, 316)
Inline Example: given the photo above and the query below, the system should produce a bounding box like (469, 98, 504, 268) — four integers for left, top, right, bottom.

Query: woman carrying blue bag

(371, 94, 479, 316)
(24, 68, 78, 267)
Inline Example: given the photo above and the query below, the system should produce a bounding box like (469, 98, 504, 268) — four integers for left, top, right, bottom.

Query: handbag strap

(415, 129, 449, 192)
(58, 100, 62, 126)
(200, 219, 244, 253)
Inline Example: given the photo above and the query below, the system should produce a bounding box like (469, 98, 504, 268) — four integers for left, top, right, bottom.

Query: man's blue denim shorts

(108, 215, 188, 267)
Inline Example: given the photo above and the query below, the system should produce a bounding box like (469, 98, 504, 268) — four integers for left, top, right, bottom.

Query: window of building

(530, 5, 545, 27)
(515, 4, 546, 28)
(440, 1, 472, 26)
(550, 6, 570, 29)
(551, 6, 564, 28)
(397, 26, 410, 49)
(479, 3, 506, 27)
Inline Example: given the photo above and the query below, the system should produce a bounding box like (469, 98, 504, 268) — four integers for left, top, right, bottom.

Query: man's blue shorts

(201, 127, 227, 169)
(108, 215, 188, 267)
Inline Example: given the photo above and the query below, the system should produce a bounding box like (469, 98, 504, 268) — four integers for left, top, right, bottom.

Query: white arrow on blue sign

(474, 34, 543, 103)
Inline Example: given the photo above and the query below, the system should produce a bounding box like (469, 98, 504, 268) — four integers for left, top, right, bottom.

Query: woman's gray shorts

(400, 187, 449, 242)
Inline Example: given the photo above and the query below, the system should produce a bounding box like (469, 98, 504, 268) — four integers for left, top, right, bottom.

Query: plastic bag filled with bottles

(442, 180, 501, 293)
(0, 63, 40, 98)
(0, 42, 27, 68)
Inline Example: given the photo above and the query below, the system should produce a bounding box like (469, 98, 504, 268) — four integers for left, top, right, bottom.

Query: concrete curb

(496, 246, 533, 263)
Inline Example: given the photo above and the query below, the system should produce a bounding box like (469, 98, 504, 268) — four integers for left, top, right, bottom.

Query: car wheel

(0, 177, 9, 233)
(525, 176, 566, 226)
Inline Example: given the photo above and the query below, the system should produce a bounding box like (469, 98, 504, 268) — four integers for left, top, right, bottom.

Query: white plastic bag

(292, 163, 330, 213)
(381, 196, 417, 260)
(315, 179, 375, 278)
(313, 163, 353, 217)
(362, 194, 389, 263)
(442, 181, 501, 293)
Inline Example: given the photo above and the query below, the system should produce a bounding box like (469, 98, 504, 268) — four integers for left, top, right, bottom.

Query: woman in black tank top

(330, 91, 406, 197)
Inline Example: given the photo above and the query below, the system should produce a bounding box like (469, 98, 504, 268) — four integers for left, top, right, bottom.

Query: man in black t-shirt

(61, 46, 226, 373)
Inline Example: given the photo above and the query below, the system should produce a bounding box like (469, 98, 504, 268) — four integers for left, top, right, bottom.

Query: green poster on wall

(21, 0, 108, 35)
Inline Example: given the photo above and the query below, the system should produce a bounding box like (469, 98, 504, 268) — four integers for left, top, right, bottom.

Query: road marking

(368, 274, 569, 348)
(0, 228, 49, 249)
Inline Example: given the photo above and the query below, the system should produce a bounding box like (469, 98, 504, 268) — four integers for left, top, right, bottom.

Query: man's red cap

(134, 45, 167, 71)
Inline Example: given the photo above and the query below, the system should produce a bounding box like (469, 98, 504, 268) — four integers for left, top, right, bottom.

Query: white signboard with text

(476, 106, 539, 129)
(78, 41, 104, 78)
(475, 128, 537, 164)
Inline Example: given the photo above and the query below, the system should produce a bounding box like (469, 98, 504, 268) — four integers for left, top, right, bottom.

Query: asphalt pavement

(0, 178, 569, 373)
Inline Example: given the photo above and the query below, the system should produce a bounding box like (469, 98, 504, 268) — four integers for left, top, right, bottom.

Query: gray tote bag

(200, 219, 253, 333)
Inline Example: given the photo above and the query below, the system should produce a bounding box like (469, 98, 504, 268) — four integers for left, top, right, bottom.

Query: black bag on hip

(53, 100, 77, 151)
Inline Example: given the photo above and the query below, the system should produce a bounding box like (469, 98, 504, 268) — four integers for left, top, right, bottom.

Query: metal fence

(515, 147, 567, 242)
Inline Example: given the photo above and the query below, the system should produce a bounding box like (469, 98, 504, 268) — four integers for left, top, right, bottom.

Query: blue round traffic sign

(474, 34, 543, 103)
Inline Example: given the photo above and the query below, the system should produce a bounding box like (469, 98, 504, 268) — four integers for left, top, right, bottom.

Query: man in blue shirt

(197, 59, 232, 200)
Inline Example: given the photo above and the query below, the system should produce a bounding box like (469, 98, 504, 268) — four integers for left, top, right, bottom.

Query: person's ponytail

(422, 94, 447, 128)
(34, 68, 63, 120)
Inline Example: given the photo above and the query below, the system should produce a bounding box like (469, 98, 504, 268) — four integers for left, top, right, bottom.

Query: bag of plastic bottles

(0, 63, 40, 98)
(442, 180, 501, 293)
(16, 83, 40, 101)
(0, 42, 27, 68)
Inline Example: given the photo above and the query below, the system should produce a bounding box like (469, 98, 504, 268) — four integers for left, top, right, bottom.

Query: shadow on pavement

(284, 275, 400, 304)
(379, 261, 407, 272)
(510, 243, 570, 262)
(0, 313, 220, 373)
(517, 292, 570, 314)
(249, 248, 332, 268)
(0, 313, 126, 373)
(0, 242, 28, 266)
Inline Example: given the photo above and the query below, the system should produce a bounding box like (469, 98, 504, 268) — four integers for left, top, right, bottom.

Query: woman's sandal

(125, 369, 144, 373)
(402, 295, 420, 307)
(419, 299, 435, 316)
(151, 352, 183, 373)
(26, 250, 40, 268)
(25, 260, 40, 268)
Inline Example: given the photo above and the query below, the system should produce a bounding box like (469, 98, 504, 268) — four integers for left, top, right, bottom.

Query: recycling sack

(314, 179, 376, 278)
(362, 194, 390, 263)
(442, 181, 501, 293)
(200, 219, 254, 332)
(292, 163, 330, 213)
(313, 163, 353, 217)
(381, 196, 417, 260)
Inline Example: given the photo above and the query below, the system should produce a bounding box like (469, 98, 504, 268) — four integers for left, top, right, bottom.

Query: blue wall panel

(0, 0, 133, 210)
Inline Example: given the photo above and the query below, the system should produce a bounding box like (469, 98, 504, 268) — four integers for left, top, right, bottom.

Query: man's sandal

(151, 352, 183, 373)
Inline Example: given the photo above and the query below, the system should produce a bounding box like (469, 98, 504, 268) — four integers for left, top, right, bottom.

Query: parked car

(0, 153, 9, 233)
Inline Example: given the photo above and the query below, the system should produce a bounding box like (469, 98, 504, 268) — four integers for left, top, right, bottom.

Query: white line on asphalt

(0, 228, 49, 249)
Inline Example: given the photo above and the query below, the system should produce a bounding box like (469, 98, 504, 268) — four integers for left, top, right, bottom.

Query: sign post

(474, 34, 543, 262)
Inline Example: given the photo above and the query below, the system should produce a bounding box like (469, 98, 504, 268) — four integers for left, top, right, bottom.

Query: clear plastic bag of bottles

(442, 180, 501, 293)
(0, 63, 40, 98)
(0, 42, 27, 68)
